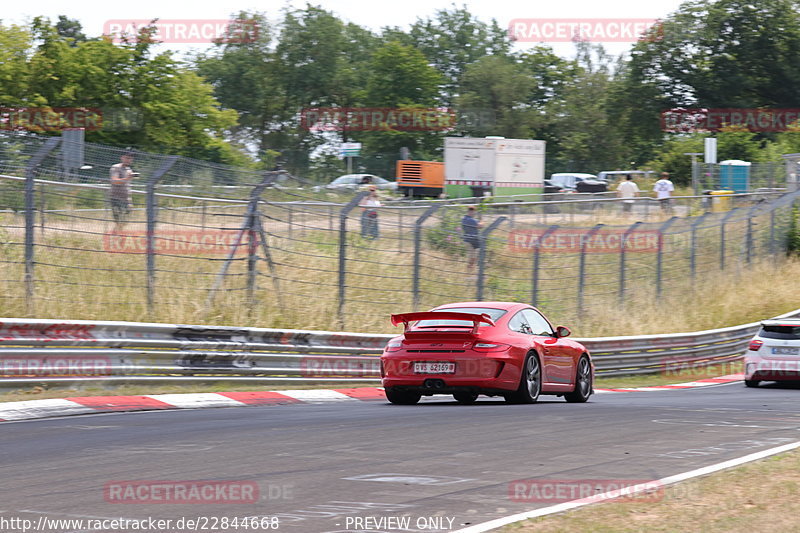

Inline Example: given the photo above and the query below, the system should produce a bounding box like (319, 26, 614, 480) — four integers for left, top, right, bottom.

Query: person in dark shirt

(461, 206, 482, 269)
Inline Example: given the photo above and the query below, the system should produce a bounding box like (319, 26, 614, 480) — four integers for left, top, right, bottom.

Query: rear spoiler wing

(390, 311, 495, 334)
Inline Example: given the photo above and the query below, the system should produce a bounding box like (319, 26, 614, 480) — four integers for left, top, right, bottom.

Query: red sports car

(381, 301, 593, 405)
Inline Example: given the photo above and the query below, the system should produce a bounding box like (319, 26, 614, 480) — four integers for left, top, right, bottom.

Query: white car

(549, 173, 599, 190)
(743, 318, 800, 387)
(315, 174, 398, 192)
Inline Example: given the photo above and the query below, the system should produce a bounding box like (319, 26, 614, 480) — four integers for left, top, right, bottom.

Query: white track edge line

(454, 439, 800, 533)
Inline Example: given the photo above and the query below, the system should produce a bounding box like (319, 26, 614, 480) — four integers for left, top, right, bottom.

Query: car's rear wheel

(505, 353, 541, 404)
(744, 380, 760, 388)
(565, 356, 592, 403)
(385, 388, 421, 405)
(453, 392, 479, 404)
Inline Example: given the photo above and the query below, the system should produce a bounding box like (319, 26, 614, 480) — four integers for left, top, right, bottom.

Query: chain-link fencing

(1, 131, 797, 333)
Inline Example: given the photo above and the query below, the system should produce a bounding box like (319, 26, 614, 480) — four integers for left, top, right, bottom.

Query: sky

(6, 0, 690, 57)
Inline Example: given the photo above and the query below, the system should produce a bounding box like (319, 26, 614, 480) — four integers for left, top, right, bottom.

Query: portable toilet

(718, 160, 751, 193)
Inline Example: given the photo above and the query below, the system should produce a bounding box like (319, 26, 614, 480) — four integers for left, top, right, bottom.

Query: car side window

(507, 311, 533, 335)
(522, 309, 555, 336)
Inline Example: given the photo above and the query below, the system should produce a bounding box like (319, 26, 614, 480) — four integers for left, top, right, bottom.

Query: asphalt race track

(2, 382, 800, 533)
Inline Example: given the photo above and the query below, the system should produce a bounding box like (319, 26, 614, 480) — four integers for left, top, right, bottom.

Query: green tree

(408, 5, 511, 104)
(355, 41, 445, 165)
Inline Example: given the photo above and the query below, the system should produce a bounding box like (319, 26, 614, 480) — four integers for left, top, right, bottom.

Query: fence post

(769, 209, 776, 256)
(252, 213, 283, 309)
(690, 214, 707, 279)
(578, 224, 604, 316)
(619, 221, 643, 303)
(655, 217, 678, 298)
(337, 191, 369, 328)
(398, 208, 404, 253)
(719, 209, 738, 270)
(476, 217, 508, 301)
(531, 225, 559, 307)
(206, 172, 280, 309)
(412, 204, 442, 311)
(744, 204, 760, 264)
(24, 137, 61, 314)
(145, 155, 178, 313)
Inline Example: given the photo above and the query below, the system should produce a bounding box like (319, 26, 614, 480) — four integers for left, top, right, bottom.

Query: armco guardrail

(0, 309, 798, 387)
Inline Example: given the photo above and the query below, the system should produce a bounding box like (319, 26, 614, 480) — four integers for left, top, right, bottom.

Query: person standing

(461, 206, 482, 270)
(616, 174, 640, 215)
(109, 151, 136, 232)
(359, 186, 381, 239)
(653, 172, 675, 213)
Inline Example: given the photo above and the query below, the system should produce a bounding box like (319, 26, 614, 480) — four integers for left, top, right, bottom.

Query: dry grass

(505, 447, 800, 533)
(0, 201, 796, 337)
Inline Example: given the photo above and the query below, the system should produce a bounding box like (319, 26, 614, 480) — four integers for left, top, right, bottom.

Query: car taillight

(384, 340, 402, 352)
(473, 342, 509, 352)
(748, 339, 764, 351)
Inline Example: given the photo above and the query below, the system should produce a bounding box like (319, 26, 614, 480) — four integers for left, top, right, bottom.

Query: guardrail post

(476, 217, 508, 301)
(145, 155, 179, 313)
(337, 191, 369, 328)
(577, 224, 604, 317)
(24, 137, 61, 314)
(412, 204, 442, 310)
(531, 225, 559, 307)
(656, 217, 678, 298)
(719, 209, 738, 271)
(619, 221, 643, 303)
(689, 213, 707, 279)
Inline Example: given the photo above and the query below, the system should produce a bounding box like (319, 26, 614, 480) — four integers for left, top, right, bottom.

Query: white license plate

(414, 361, 456, 374)
(772, 347, 800, 355)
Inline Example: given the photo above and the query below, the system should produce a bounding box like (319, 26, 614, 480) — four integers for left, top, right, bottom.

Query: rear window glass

(760, 325, 800, 340)
(414, 307, 507, 328)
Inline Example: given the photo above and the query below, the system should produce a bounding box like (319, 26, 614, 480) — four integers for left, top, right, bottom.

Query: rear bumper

(382, 376, 517, 394)
(744, 354, 800, 381)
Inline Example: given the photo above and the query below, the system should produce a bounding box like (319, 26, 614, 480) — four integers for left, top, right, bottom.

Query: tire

(565, 356, 592, 403)
(744, 380, 760, 388)
(385, 388, 421, 405)
(453, 392, 479, 405)
(505, 353, 541, 404)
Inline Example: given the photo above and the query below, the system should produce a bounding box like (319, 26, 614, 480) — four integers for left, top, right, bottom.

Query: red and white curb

(0, 375, 743, 423)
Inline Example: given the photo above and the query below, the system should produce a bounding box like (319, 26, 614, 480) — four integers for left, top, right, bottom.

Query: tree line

(1, 1, 800, 184)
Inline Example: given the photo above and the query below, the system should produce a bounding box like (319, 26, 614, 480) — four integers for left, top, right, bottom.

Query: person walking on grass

(616, 174, 639, 215)
(654, 172, 675, 213)
(109, 151, 136, 232)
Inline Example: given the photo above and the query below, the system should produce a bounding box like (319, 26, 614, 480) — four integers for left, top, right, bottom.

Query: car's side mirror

(555, 326, 571, 338)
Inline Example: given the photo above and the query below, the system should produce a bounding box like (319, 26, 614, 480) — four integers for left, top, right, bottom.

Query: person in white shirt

(615, 174, 639, 214)
(653, 172, 675, 213)
(359, 186, 381, 239)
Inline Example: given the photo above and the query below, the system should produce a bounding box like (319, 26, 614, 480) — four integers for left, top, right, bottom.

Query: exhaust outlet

(424, 379, 446, 389)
